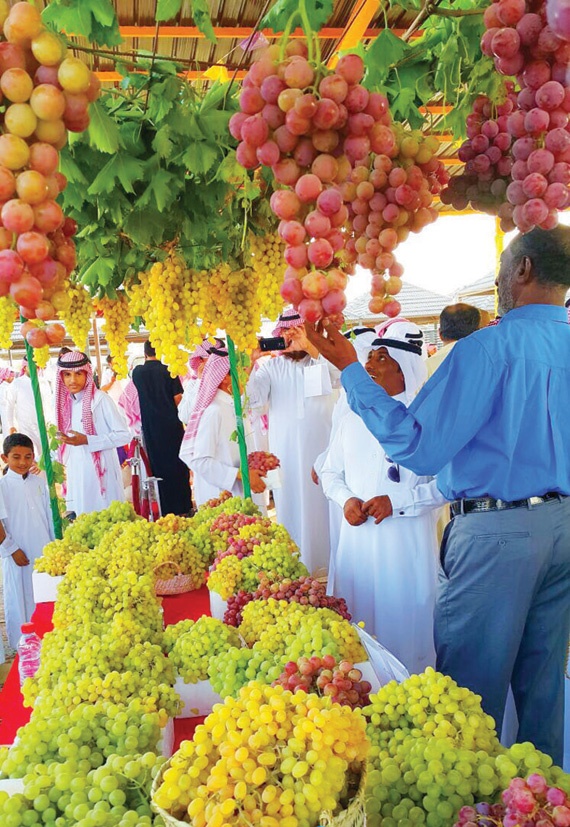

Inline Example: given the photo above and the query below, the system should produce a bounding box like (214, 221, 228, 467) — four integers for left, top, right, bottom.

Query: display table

(0, 586, 212, 751)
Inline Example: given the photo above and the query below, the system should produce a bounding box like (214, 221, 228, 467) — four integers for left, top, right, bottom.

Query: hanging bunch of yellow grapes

(95, 293, 131, 379)
(249, 232, 285, 322)
(130, 254, 204, 377)
(202, 262, 261, 351)
(0, 296, 16, 350)
(59, 283, 92, 350)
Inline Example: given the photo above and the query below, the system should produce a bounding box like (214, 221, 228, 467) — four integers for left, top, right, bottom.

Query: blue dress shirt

(342, 304, 570, 501)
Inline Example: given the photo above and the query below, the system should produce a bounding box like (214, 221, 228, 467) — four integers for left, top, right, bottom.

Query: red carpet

(0, 585, 213, 749)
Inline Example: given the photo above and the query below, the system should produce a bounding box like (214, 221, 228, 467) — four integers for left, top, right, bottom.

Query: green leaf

(81, 257, 116, 288)
(124, 208, 170, 246)
(42, 0, 122, 47)
(88, 154, 146, 195)
(197, 110, 232, 137)
(137, 168, 179, 212)
(191, 0, 216, 43)
(262, 0, 333, 33)
(183, 142, 220, 176)
(391, 88, 420, 123)
(59, 151, 88, 186)
(156, 0, 183, 22)
(87, 101, 122, 154)
(364, 29, 410, 88)
(152, 125, 175, 159)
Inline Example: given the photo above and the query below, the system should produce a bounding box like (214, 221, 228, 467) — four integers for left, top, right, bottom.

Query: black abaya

(132, 360, 192, 516)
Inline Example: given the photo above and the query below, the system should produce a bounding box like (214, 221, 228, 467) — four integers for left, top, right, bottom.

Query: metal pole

(227, 335, 251, 499)
(92, 318, 103, 385)
(22, 328, 63, 539)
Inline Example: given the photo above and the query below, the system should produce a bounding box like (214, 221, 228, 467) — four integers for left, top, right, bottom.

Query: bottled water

(17, 622, 41, 685)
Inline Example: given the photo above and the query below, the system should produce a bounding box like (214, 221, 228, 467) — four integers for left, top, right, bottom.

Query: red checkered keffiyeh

(0, 367, 15, 383)
(181, 348, 230, 463)
(188, 337, 225, 376)
(272, 308, 303, 337)
(56, 350, 105, 495)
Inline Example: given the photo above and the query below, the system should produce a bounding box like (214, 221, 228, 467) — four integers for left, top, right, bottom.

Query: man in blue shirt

(306, 226, 570, 764)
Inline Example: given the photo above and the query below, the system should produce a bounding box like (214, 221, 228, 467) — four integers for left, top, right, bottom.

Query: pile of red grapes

(247, 451, 280, 475)
(444, 0, 569, 232)
(223, 574, 352, 627)
(273, 655, 372, 709)
(0, 1, 100, 350)
(454, 774, 570, 827)
(209, 512, 265, 542)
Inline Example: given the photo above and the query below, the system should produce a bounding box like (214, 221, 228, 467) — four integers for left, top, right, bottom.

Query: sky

(346, 211, 570, 302)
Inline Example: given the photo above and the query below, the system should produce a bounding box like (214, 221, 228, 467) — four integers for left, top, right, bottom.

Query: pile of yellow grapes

(249, 231, 285, 322)
(96, 292, 131, 379)
(152, 681, 369, 827)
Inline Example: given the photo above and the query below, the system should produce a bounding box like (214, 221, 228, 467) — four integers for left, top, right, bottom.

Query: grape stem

(299, 0, 315, 64)
(279, 11, 301, 62)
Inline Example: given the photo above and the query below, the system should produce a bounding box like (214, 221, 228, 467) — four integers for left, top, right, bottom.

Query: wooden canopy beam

(328, 0, 384, 65)
(116, 25, 422, 40)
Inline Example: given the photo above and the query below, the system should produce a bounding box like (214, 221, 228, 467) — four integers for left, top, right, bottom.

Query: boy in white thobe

(179, 347, 266, 508)
(246, 309, 339, 575)
(56, 351, 130, 515)
(0, 433, 54, 648)
(321, 323, 448, 675)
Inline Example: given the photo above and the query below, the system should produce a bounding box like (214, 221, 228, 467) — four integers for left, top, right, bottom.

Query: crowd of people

(0, 226, 568, 767)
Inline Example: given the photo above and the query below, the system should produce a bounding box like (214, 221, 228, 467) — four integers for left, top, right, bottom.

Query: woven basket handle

(153, 561, 182, 577)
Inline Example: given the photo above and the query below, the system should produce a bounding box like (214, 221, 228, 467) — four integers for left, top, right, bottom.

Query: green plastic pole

(22, 331, 63, 539)
(227, 335, 251, 499)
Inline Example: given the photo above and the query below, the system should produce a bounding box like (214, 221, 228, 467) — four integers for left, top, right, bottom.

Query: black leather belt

(450, 492, 566, 517)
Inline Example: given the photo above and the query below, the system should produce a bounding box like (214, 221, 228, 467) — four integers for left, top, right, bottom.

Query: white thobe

(312, 389, 351, 587)
(246, 355, 339, 575)
(321, 408, 448, 675)
(0, 470, 55, 648)
(64, 390, 130, 515)
(5, 375, 54, 458)
(182, 390, 265, 511)
(178, 379, 199, 427)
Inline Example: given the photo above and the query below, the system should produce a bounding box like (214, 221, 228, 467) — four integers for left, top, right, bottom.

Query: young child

(56, 350, 130, 515)
(0, 433, 54, 649)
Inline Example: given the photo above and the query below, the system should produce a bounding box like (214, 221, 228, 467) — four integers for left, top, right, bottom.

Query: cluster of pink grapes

(444, 0, 569, 232)
(454, 775, 570, 827)
(273, 655, 372, 709)
(341, 125, 448, 314)
(441, 87, 519, 229)
(231, 42, 414, 321)
(247, 451, 280, 474)
(212, 536, 260, 571)
(209, 512, 264, 542)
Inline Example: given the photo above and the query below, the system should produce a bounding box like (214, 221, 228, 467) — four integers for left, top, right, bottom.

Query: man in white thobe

(246, 309, 339, 575)
(321, 323, 448, 675)
(5, 359, 54, 458)
(179, 347, 266, 508)
(312, 327, 378, 587)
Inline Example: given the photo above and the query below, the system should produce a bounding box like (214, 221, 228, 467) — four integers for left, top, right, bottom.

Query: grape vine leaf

(156, 0, 215, 42)
(86, 101, 122, 154)
(261, 0, 334, 33)
(152, 125, 175, 159)
(156, 0, 183, 21)
(138, 168, 180, 212)
(42, 0, 123, 47)
(88, 155, 146, 196)
(364, 30, 411, 89)
(184, 142, 220, 176)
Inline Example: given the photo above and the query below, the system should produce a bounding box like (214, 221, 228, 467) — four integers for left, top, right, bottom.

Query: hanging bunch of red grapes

(0, 1, 100, 356)
(232, 42, 448, 319)
(442, 0, 569, 232)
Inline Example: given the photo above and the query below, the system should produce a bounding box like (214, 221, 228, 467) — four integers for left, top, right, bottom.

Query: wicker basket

(150, 756, 367, 827)
(154, 562, 196, 596)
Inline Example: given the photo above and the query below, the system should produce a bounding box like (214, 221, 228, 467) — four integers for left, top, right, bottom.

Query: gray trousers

(435, 495, 570, 765)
